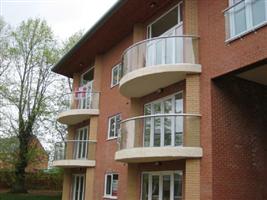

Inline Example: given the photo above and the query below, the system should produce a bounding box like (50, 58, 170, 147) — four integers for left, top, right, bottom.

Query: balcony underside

(52, 159, 96, 168)
(57, 109, 99, 125)
(115, 146, 203, 163)
(119, 64, 201, 98)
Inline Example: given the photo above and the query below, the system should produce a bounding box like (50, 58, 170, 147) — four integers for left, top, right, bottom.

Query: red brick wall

(93, 34, 132, 200)
(198, 1, 267, 200)
(212, 77, 267, 200)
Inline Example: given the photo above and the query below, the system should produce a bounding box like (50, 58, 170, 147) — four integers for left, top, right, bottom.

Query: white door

(72, 174, 85, 200)
(144, 93, 183, 147)
(74, 127, 88, 159)
(142, 171, 183, 200)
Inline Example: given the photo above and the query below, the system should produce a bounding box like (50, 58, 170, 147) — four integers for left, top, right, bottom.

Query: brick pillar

(62, 169, 72, 200)
(84, 168, 95, 200)
(184, 74, 201, 200)
(184, 159, 201, 200)
(126, 164, 139, 200)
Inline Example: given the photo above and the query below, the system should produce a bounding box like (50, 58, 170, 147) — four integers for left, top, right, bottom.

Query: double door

(144, 92, 183, 147)
(73, 127, 88, 159)
(142, 171, 183, 200)
(146, 24, 183, 67)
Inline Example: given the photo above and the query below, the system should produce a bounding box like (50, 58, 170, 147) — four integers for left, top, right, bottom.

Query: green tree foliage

(0, 18, 59, 193)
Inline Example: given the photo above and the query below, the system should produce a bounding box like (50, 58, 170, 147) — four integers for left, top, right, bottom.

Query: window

(147, 3, 183, 38)
(141, 171, 183, 200)
(111, 63, 122, 87)
(108, 114, 121, 139)
(72, 174, 85, 200)
(225, 0, 267, 40)
(104, 173, 119, 198)
(81, 67, 94, 86)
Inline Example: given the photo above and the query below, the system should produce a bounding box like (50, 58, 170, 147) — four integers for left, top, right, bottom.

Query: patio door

(142, 171, 183, 200)
(78, 80, 93, 109)
(144, 92, 183, 147)
(74, 127, 88, 159)
(72, 174, 85, 200)
(147, 3, 183, 67)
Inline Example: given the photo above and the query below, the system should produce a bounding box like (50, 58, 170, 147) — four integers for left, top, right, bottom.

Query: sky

(0, 0, 118, 40)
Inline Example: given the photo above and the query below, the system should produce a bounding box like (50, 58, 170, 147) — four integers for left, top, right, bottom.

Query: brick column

(84, 168, 95, 200)
(62, 169, 72, 200)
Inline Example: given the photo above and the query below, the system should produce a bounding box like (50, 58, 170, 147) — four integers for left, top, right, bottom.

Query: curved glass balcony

(56, 91, 100, 125)
(52, 140, 96, 168)
(120, 36, 201, 97)
(115, 113, 202, 163)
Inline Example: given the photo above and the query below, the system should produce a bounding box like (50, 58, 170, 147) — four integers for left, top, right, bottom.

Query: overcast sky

(1, 0, 118, 40)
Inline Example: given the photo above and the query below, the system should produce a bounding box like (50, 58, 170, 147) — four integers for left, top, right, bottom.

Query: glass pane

(150, 7, 178, 37)
(113, 67, 118, 85)
(106, 175, 111, 195)
(112, 174, 118, 196)
(175, 93, 183, 113)
(252, 0, 266, 26)
(174, 173, 182, 200)
(233, 1, 247, 35)
(79, 176, 84, 200)
(144, 105, 152, 147)
(153, 103, 161, 147)
(109, 118, 115, 137)
(147, 43, 154, 66)
(163, 175, 171, 200)
(142, 174, 149, 200)
(115, 115, 121, 137)
(166, 37, 174, 64)
(175, 36, 183, 63)
(75, 177, 79, 200)
(164, 117, 172, 146)
(156, 40, 163, 65)
(164, 99, 172, 146)
(152, 176, 159, 200)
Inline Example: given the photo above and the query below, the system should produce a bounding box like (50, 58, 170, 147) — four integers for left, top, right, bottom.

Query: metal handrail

(222, 0, 245, 13)
(120, 113, 201, 124)
(121, 35, 199, 59)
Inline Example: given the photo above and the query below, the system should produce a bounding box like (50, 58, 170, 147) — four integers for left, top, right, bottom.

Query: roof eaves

(52, 0, 128, 76)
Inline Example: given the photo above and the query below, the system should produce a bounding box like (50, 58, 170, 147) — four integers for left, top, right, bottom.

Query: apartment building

(51, 0, 267, 200)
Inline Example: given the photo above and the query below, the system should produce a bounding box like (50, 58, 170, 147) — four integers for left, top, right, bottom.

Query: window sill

(103, 196, 118, 200)
(106, 137, 118, 141)
(225, 21, 267, 43)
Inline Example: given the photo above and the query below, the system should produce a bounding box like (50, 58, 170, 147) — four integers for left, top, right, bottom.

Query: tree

(0, 18, 59, 193)
(0, 17, 11, 77)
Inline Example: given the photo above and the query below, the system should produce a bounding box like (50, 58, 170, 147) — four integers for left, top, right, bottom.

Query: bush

(0, 168, 63, 190)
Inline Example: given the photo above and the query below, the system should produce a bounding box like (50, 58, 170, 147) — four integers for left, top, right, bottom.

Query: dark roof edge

(52, 0, 127, 76)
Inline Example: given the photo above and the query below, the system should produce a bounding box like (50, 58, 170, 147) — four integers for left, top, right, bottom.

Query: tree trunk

(11, 132, 29, 193)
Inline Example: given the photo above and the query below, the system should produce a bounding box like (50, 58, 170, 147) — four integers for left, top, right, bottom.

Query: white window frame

(104, 173, 119, 199)
(227, 0, 267, 41)
(111, 63, 122, 88)
(74, 126, 89, 159)
(107, 114, 121, 140)
(141, 171, 183, 200)
(143, 91, 184, 147)
(72, 174, 85, 200)
(147, 2, 183, 38)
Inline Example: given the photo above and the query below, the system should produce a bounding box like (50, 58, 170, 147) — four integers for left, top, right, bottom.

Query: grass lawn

(0, 193, 61, 200)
